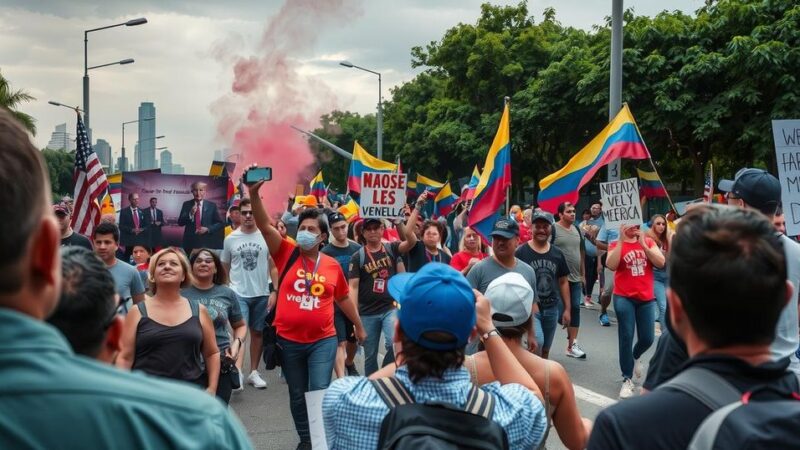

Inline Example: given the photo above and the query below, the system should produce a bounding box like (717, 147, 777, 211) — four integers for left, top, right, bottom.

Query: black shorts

(334, 307, 356, 343)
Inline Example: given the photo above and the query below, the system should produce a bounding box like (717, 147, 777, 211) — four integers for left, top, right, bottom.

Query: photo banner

(599, 177, 643, 229)
(121, 172, 228, 252)
(773, 119, 800, 236)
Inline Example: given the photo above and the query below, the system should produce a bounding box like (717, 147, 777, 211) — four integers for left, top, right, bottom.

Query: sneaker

(654, 322, 662, 337)
(233, 372, 244, 393)
(582, 296, 593, 308)
(633, 359, 643, 380)
(599, 313, 611, 327)
(296, 441, 312, 450)
(619, 378, 637, 399)
(247, 370, 267, 389)
(345, 363, 360, 376)
(566, 342, 587, 359)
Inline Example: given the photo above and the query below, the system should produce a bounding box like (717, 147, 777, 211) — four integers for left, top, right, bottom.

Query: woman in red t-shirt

(247, 179, 366, 447)
(606, 223, 665, 399)
(449, 227, 489, 276)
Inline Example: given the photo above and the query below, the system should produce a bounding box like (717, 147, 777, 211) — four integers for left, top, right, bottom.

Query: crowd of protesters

(2, 103, 799, 450)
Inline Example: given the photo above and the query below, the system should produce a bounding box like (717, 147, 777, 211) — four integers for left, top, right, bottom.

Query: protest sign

(773, 119, 800, 236)
(360, 171, 407, 218)
(599, 177, 642, 229)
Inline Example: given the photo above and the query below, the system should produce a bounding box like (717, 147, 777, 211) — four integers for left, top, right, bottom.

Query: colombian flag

(468, 104, 512, 243)
(463, 165, 481, 202)
(309, 171, 326, 200)
(434, 181, 459, 217)
(347, 142, 397, 193)
(636, 167, 667, 198)
(537, 104, 651, 213)
(416, 174, 444, 195)
(338, 198, 360, 222)
(107, 172, 122, 213)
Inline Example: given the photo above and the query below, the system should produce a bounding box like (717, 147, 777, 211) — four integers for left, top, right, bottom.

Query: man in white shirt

(222, 198, 278, 390)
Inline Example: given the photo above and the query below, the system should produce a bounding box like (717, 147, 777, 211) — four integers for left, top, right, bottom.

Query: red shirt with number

(272, 239, 349, 343)
(610, 237, 657, 301)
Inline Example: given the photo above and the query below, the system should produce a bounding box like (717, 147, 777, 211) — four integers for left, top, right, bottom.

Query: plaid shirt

(323, 365, 547, 449)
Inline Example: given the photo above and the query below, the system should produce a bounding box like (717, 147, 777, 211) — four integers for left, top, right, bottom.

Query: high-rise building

(213, 149, 223, 161)
(136, 102, 156, 170)
(160, 149, 173, 174)
(172, 163, 185, 175)
(116, 156, 130, 173)
(46, 123, 75, 151)
(94, 139, 112, 172)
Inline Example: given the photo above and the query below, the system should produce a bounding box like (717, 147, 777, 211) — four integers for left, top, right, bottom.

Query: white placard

(306, 389, 328, 450)
(360, 172, 407, 219)
(599, 177, 642, 229)
(773, 120, 800, 236)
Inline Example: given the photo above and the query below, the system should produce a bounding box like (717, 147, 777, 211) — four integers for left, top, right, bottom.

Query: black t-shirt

(61, 232, 93, 250)
(643, 329, 689, 391)
(349, 242, 402, 316)
(404, 240, 451, 272)
(588, 355, 800, 450)
(322, 241, 361, 312)
(515, 243, 569, 308)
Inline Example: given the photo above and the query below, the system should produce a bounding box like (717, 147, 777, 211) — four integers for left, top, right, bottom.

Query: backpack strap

(658, 367, 741, 410)
(279, 248, 302, 289)
(358, 246, 366, 268)
(371, 377, 415, 408)
(687, 401, 744, 450)
(136, 301, 148, 318)
(464, 385, 495, 419)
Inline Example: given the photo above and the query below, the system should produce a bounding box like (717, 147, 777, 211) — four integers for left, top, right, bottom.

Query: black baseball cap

(718, 168, 781, 215)
(362, 218, 383, 227)
(490, 217, 519, 238)
(328, 212, 346, 224)
(531, 211, 554, 225)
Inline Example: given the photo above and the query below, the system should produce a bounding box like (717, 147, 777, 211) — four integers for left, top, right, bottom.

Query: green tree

(41, 149, 74, 198)
(0, 70, 36, 135)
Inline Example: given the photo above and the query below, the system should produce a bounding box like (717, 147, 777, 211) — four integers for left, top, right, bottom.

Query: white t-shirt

(221, 228, 271, 298)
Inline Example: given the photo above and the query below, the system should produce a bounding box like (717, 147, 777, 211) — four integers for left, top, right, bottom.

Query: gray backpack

(357, 243, 398, 270)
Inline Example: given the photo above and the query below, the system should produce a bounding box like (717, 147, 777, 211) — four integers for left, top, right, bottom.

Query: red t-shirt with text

(273, 239, 349, 343)
(450, 251, 488, 272)
(610, 237, 657, 301)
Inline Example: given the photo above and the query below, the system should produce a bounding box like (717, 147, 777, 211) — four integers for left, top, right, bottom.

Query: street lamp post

(84, 17, 147, 141)
(120, 117, 153, 172)
(340, 60, 383, 159)
(608, 0, 623, 182)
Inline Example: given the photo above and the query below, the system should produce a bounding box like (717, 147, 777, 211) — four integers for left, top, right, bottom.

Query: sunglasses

(241, 211, 254, 216)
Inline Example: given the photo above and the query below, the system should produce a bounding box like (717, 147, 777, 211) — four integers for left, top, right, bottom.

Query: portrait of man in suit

(178, 181, 223, 254)
(145, 197, 164, 250)
(119, 192, 149, 260)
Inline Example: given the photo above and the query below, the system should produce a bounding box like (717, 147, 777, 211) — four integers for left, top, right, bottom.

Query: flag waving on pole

(71, 113, 109, 236)
(468, 103, 512, 243)
(309, 170, 326, 200)
(434, 181, 459, 217)
(636, 167, 667, 198)
(703, 163, 714, 203)
(462, 165, 481, 203)
(347, 142, 397, 193)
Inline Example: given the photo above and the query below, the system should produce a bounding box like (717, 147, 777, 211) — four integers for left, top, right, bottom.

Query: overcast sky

(1, 0, 702, 174)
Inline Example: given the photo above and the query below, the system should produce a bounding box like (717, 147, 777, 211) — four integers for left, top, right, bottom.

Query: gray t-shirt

(467, 256, 538, 303)
(182, 285, 243, 350)
(552, 222, 583, 282)
(775, 234, 800, 375)
(108, 259, 145, 315)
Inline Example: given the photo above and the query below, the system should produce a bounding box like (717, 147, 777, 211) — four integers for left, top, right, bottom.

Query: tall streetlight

(84, 17, 147, 141)
(340, 60, 383, 159)
(120, 117, 153, 172)
(136, 135, 165, 170)
(608, 0, 623, 182)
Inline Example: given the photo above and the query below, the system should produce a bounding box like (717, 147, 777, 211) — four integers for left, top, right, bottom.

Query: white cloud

(1, 0, 702, 175)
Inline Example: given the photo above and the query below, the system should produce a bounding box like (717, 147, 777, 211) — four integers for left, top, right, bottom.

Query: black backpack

(371, 376, 509, 450)
(659, 366, 800, 450)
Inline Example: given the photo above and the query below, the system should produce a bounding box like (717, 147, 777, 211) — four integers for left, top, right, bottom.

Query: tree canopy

(311, 0, 800, 201)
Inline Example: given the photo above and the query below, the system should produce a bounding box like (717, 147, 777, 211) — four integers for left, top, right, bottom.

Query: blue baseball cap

(388, 263, 476, 351)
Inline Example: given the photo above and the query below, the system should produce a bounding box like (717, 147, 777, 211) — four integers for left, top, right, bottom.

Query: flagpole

(626, 103, 678, 215)
(504, 96, 511, 214)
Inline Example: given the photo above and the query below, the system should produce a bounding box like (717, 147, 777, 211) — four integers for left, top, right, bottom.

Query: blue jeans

(534, 305, 559, 352)
(237, 295, 268, 332)
(557, 281, 583, 327)
(278, 335, 337, 442)
(653, 270, 668, 329)
(361, 309, 397, 376)
(613, 295, 656, 379)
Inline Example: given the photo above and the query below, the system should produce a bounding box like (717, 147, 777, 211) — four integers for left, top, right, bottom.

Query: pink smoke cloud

(212, 0, 363, 214)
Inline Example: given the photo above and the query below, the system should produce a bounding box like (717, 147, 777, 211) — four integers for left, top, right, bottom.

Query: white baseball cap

(485, 272, 534, 327)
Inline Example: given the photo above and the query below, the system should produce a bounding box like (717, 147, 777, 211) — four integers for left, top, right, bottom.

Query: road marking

(572, 384, 618, 408)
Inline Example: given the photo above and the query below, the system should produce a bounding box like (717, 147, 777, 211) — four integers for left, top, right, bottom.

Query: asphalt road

(230, 300, 660, 450)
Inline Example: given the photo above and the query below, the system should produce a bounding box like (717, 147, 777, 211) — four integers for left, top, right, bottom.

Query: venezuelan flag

(434, 181, 459, 217)
(416, 174, 444, 195)
(338, 198, 360, 222)
(636, 167, 667, 198)
(537, 104, 651, 213)
(309, 170, 326, 199)
(347, 142, 397, 193)
(468, 104, 512, 243)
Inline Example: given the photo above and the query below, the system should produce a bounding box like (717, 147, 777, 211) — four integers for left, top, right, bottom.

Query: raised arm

(398, 195, 427, 254)
(247, 180, 283, 256)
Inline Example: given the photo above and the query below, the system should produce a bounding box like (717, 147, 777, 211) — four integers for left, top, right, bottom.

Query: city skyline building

(94, 138, 112, 172)
(136, 102, 156, 170)
(160, 149, 173, 174)
(46, 123, 75, 151)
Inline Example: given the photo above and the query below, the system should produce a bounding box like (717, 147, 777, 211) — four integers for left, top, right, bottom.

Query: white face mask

(296, 230, 319, 250)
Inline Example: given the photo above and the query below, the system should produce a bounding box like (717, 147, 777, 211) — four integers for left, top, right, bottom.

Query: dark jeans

(584, 255, 598, 298)
(613, 295, 656, 379)
(557, 281, 583, 328)
(278, 335, 338, 442)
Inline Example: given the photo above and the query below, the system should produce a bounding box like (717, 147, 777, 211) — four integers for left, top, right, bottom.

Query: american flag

(703, 162, 714, 203)
(70, 114, 108, 235)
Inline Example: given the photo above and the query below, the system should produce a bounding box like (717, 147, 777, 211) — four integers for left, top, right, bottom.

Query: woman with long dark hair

(646, 214, 672, 333)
